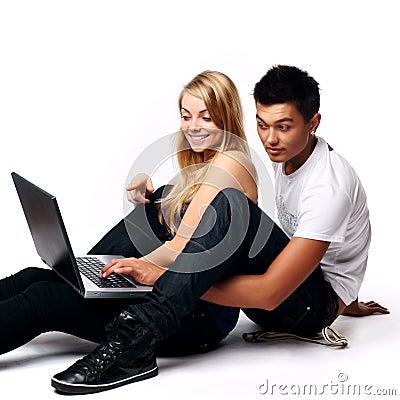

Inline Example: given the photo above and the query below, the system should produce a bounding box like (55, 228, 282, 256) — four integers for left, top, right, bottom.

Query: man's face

(256, 102, 318, 172)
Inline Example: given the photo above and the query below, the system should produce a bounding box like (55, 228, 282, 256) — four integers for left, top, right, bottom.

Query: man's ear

(310, 113, 321, 133)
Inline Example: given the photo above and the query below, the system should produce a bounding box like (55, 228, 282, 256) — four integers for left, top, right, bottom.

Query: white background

(0, 1, 399, 397)
(1, 0, 398, 288)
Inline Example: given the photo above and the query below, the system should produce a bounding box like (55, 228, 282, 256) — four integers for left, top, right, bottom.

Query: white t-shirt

(273, 136, 371, 305)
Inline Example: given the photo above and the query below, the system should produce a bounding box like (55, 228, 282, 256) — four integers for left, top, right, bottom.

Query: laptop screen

(12, 173, 83, 293)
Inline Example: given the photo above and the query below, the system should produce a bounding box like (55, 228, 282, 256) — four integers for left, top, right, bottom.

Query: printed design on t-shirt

(276, 194, 299, 237)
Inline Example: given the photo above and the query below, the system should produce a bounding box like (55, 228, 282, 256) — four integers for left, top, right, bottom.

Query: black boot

(51, 310, 158, 394)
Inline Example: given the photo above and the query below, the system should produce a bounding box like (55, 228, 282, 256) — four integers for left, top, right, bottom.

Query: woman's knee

(24, 280, 73, 306)
(11, 267, 61, 292)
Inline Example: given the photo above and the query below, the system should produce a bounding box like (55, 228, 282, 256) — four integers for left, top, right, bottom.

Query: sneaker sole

(51, 366, 158, 395)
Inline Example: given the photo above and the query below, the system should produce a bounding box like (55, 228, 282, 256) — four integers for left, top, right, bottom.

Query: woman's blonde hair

(159, 70, 249, 235)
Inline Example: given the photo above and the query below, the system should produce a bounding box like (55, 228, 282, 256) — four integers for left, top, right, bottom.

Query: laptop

(11, 172, 153, 298)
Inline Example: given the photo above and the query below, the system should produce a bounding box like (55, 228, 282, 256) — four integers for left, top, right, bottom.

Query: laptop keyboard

(76, 257, 136, 288)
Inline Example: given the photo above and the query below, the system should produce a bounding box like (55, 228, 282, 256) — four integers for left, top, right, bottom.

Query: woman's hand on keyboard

(100, 257, 166, 286)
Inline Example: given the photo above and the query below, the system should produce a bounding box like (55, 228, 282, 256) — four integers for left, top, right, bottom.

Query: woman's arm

(101, 151, 258, 282)
(202, 237, 330, 310)
(143, 152, 258, 266)
(100, 180, 228, 282)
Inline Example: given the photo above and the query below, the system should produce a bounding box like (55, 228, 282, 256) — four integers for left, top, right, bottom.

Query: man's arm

(202, 237, 330, 310)
(341, 298, 390, 317)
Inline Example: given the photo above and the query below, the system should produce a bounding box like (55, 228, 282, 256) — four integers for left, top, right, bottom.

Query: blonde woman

(0, 72, 257, 388)
(88, 70, 258, 356)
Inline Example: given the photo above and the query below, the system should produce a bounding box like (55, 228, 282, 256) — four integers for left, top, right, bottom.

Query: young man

(51, 65, 388, 394)
(203, 65, 386, 318)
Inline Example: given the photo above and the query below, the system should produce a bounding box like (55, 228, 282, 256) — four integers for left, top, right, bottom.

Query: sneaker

(51, 310, 158, 394)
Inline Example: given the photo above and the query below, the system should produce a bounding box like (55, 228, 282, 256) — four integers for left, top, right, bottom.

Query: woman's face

(180, 92, 222, 159)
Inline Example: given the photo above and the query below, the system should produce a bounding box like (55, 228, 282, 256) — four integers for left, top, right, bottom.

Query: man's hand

(342, 299, 390, 317)
(100, 257, 166, 286)
(126, 173, 154, 206)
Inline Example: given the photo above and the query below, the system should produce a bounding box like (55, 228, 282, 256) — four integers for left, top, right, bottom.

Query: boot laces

(71, 332, 126, 376)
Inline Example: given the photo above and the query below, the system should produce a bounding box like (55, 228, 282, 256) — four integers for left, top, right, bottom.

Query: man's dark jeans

(129, 186, 335, 342)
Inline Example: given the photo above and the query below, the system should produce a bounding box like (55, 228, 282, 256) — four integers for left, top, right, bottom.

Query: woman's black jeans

(129, 186, 336, 342)
(89, 185, 235, 354)
(0, 186, 227, 356)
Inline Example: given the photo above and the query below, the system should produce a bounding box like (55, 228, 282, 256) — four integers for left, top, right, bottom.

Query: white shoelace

(242, 326, 348, 348)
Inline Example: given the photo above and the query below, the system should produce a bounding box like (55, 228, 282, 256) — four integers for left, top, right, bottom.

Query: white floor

(1, 282, 398, 400)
